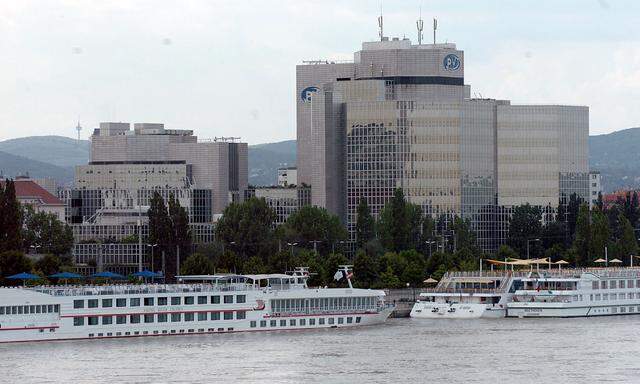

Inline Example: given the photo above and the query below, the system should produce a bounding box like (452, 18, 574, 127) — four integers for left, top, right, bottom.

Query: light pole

(526, 238, 540, 260)
(310, 240, 321, 255)
(286, 242, 297, 258)
(147, 244, 158, 272)
(424, 240, 435, 257)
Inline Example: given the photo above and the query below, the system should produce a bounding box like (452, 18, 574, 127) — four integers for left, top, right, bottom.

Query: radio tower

(75, 120, 82, 141)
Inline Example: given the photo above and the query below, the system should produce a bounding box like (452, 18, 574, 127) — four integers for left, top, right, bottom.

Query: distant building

(277, 167, 298, 187)
(589, 171, 602, 208)
(1, 177, 65, 221)
(245, 185, 311, 226)
(602, 189, 640, 210)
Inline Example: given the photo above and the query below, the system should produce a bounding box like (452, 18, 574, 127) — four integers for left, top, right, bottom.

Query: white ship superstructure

(0, 268, 393, 343)
(507, 268, 640, 318)
(410, 271, 524, 319)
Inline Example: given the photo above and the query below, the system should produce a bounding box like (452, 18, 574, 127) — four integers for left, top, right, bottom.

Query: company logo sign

(301, 86, 319, 102)
(443, 54, 461, 71)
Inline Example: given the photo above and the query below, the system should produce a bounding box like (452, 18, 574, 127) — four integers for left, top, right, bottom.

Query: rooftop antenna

(75, 120, 82, 141)
(378, 2, 384, 41)
(416, 6, 424, 45)
(433, 18, 438, 45)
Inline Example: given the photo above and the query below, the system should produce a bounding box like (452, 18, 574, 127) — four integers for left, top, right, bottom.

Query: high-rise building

(297, 36, 589, 252)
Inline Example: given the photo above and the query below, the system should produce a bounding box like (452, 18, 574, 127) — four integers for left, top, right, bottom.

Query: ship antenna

(416, 6, 424, 45)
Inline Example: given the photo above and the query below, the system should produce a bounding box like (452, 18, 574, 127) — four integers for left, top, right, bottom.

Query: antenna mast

(75, 120, 82, 141)
(416, 7, 424, 45)
(378, 2, 384, 41)
(433, 18, 438, 45)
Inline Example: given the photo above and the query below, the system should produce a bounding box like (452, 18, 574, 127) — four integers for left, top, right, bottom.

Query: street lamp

(526, 238, 540, 260)
(286, 242, 298, 258)
(424, 240, 436, 257)
(147, 244, 158, 272)
(309, 240, 322, 255)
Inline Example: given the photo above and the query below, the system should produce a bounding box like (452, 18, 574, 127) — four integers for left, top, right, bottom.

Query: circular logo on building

(443, 54, 461, 71)
(301, 86, 319, 102)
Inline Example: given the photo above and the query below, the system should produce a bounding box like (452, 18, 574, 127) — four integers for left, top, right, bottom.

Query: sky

(0, 0, 639, 144)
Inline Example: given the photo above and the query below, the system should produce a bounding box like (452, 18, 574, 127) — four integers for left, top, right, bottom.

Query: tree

(0, 251, 33, 285)
(565, 193, 584, 241)
(353, 249, 379, 288)
(573, 203, 591, 266)
(541, 220, 568, 250)
(282, 206, 347, 255)
(400, 249, 426, 287)
(507, 204, 542, 257)
(590, 207, 610, 263)
(355, 198, 375, 247)
(451, 216, 477, 250)
(379, 266, 402, 289)
(22, 207, 73, 255)
(35, 254, 62, 276)
(168, 193, 192, 265)
(148, 192, 172, 273)
(615, 214, 637, 265)
(180, 253, 214, 275)
(377, 188, 427, 252)
(497, 245, 519, 261)
(0, 180, 23, 252)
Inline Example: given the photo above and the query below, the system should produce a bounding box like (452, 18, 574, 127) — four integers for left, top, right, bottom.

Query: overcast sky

(1, 0, 639, 144)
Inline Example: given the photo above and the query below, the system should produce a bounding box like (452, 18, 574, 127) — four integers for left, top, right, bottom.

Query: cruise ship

(507, 268, 640, 318)
(410, 271, 525, 319)
(0, 267, 393, 343)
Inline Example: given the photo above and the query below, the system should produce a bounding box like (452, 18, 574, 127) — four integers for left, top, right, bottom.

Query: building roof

(0, 179, 63, 206)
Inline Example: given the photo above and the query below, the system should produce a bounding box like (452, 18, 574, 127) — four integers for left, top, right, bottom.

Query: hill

(0, 135, 89, 168)
(0, 150, 74, 183)
(589, 127, 640, 192)
(248, 140, 296, 186)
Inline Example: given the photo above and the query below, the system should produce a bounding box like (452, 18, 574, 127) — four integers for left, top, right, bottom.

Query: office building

(589, 171, 602, 208)
(277, 167, 298, 187)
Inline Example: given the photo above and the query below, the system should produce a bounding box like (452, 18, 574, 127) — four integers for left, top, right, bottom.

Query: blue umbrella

(131, 270, 162, 278)
(49, 272, 83, 279)
(90, 271, 126, 279)
(7, 272, 41, 286)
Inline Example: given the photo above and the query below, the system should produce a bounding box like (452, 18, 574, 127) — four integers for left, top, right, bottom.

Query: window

(88, 316, 99, 326)
(144, 298, 154, 306)
(116, 298, 126, 307)
(620, 280, 626, 289)
(224, 312, 233, 320)
(319, 318, 325, 325)
(236, 311, 246, 320)
(74, 317, 85, 326)
(611, 281, 617, 289)
(184, 297, 194, 305)
(198, 296, 207, 305)
(171, 313, 181, 322)
(300, 319, 306, 326)
(144, 314, 154, 323)
(88, 299, 98, 308)
(130, 298, 140, 307)
(250, 321, 257, 328)
(592, 281, 599, 290)
(260, 320, 267, 327)
(158, 297, 168, 306)
(171, 297, 181, 305)
(328, 318, 335, 325)
(211, 296, 220, 304)
(116, 315, 126, 324)
(629, 280, 635, 288)
(198, 312, 207, 321)
(309, 318, 316, 326)
(102, 299, 112, 308)
(347, 317, 353, 324)
(73, 300, 84, 309)
(158, 314, 168, 323)
(280, 320, 286, 327)
(270, 320, 277, 327)
(601, 281, 607, 289)
(236, 295, 246, 304)
(130, 314, 141, 324)
(290, 319, 296, 326)
(211, 312, 220, 321)
(338, 317, 344, 324)
(356, 317, 361, 324)
(185, 313, 194, 322)
(224, 295, 234, 304)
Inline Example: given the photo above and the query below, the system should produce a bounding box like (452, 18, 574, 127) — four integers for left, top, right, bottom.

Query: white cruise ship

(507, 268, 640, 318)
(410, 271, 525, 319)
(0, 267, 393, 343)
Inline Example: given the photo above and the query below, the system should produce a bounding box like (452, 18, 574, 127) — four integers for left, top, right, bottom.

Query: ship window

(595, 294, 601, 301)
(116, 315, 126, 324)
(74, 317, 85, 326)
(158, 314, 168, 323)
(18, 306, 23, 314)
(144, 314, 154, 323)
(184, 297, 194, 305)
(198, 296, 207, 304)
(319, 318, 325, 325)
(611, 294, 617, 300)
(0, 307, 4, 315)
(130, 298, 140, 307)
(603, 293, 609, 300)
(48, 305, 54, 313)
(171, 297, 181, 305)
(88, 299, 98, 308)
(601, 281, 607, 289)
(236, 295, 246, 304)
(144, 298, 154, 306)
(158, 297, 168, 306)
(309, 319, 316, 326)
(290, 319, 296, 326)
(102, 299, 112, 308)
(592, 281, 598, 290)
(347, 317, 353, 324)
(88, 316, 99, 326)
(224, 312, 233, 320)
(328, 318, 335, 325)
(102, 316, 113, 325)
(211, 296, 220, 304)
(629, 280, 635, 288)
(260, 320, 267, 327)
(621, 293, 627, 299)
(338, 318, 344, 324)
(280, 320, 286, 327)
(11, 306, 17, 314)
(250, 321, 257, 328)
(356, 317, 361, 323)
(130, 314, 141, 324)
(270, 320, 276, 327)
(620, 280, 626, 289)
(185, 313, 194, 322)
(74, 300, 84, 309)
(224, 295, 233, 304)
(211, 312, 220, 321)
(171, 313, 181, 322)
(611, 281, 617, 289)
(236, 311, 246, 320)
(198, 312, 207, 321)
(116, 298, 126, 307)
(631, 293, 636, 299)
(300, 319, 306, 326)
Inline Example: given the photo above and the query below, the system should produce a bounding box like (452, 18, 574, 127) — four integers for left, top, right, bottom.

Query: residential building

(1, 177, 65, 221)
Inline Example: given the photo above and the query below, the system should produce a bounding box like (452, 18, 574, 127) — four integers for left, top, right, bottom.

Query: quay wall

(384, 288, 427, 318)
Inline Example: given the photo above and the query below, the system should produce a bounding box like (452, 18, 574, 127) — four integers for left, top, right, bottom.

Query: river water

(2, 316, 640, 384)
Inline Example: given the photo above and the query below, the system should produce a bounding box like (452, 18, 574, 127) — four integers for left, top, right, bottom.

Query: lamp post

(424, 240, 435, 257)
(310, 240, 321, 255)
(526, 238, 540, 260)
(147, 244, 158, 272)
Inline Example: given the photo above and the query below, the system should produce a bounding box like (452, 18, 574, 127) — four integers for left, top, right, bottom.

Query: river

(2, 316, 639, 383)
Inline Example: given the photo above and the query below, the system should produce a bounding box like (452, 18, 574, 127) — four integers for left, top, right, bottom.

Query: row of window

(73, 295, 246, 309)
(88, 327, 235, 338)
(591, 292, 638, 301)
(73, 310, 246, 326)
(271, 297, 377, 314)
(0, 304, 60, 316)
(592, 280, 639, 290)
(249, 316, 362, 328)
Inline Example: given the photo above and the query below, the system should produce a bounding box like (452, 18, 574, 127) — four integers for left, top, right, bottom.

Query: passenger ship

(507, 268, 640, 318)
(0, 267, 393, 343)
(410, 271, 524, 319)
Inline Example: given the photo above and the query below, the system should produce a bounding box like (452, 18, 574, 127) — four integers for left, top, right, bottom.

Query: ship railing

(419, 288, 505, 294)
(270, 307, 379, 316)
(31, 283, 261, 297)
